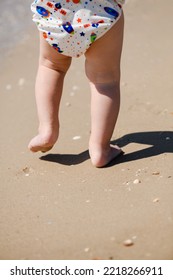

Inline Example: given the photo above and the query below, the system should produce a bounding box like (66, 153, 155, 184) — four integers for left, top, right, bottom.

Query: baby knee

(85, 61, 120, 85)
(39, 54, 72, 73)
(86, 69, 120, 91)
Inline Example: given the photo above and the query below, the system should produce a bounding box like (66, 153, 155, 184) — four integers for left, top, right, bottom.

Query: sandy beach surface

(0, 0, 173, 260)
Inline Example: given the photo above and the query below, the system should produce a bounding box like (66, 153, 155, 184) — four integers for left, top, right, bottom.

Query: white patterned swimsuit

(31, 0, 125, 57)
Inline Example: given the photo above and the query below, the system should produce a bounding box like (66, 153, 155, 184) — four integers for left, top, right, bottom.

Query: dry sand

(0, 0, 173, 260)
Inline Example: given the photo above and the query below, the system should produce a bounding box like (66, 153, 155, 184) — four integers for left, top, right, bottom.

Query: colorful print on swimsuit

(31, 0, 125, 57)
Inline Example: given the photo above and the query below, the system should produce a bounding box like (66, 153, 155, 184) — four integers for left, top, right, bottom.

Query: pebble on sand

(123, 239, 134, 247)
(133, 179, 141, 184)
(22, 167, 30, 174)
(22, 166, 33, 176)
(153, 198, 160, 203)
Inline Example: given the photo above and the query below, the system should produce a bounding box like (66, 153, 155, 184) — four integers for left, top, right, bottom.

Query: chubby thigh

(85, 12, 124, 85)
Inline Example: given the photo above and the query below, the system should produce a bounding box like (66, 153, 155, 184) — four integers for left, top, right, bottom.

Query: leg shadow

(40, 131, 173, 167)
(108, 130, 173, 166)
(40, 150, 90, 166)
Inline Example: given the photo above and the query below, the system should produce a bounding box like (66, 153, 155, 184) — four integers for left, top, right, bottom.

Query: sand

(0, 0, 173, 260)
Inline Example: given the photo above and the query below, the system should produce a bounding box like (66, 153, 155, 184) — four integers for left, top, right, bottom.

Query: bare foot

(89, 144, 123, 168)
(28, 128, 58, 153)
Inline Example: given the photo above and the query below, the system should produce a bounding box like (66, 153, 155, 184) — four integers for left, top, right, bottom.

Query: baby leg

(85, 14, 124, 167)
(28, 34, 72, 152)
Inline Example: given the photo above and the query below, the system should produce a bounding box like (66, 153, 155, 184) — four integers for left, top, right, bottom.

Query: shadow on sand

(40, 131, 173, 167)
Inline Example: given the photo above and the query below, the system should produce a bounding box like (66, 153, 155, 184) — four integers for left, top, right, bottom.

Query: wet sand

(0, 0, 173, 260)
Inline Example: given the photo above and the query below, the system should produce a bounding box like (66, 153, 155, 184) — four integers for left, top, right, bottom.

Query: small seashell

(72, 136, 81, 140)
(153, 198, 160, 203)
(152, 171, 160, 175)
(123, 239, 134, 247)
(133, 179, 141, 184)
